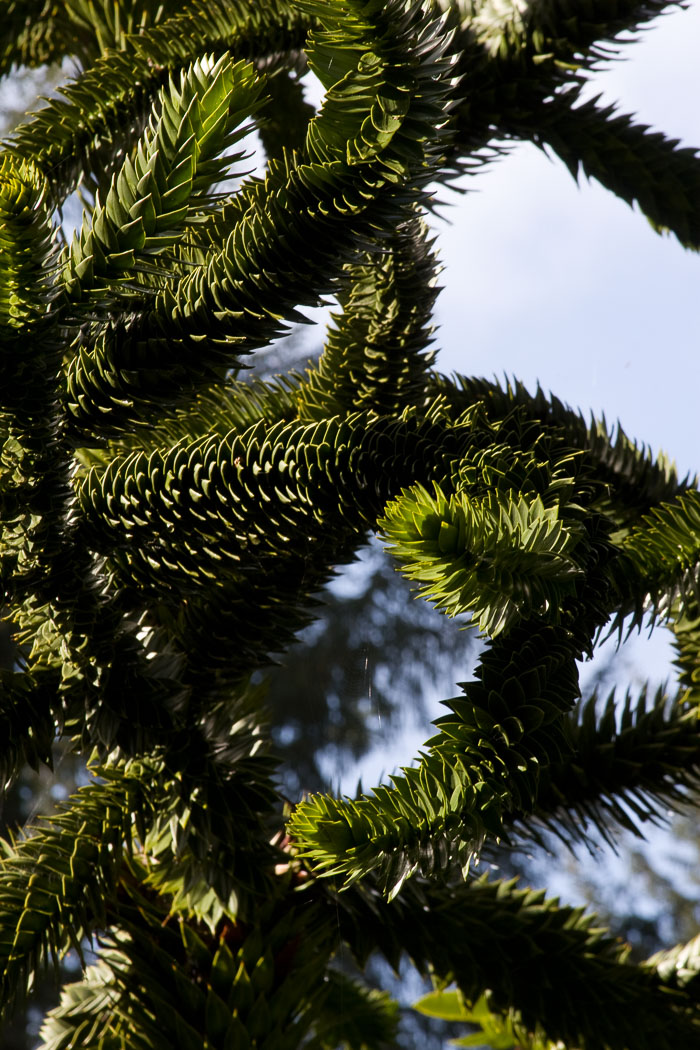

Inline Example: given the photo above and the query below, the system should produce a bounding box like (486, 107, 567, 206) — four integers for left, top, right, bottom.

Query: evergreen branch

(58, 0, 175, 66)
(74, 374, 299, 463)
(0, 729, 279, 1027)
(2, 0, 700, 1043)
(8, 52, 164, 206)
(131, 0, 306, 73)
(0, 155, 57, 333)
(75, 414, 469, 597)
(5, 569, 192, 759)
(40, 875, 336, 1050)
(671, 598, 700, 694)
(432, 374, 694, 522)
(62, 54, 264, 302)
(458, 0, 683, 70)
(64, 0, 459, 434)
(613, 488, 700, 626)
(646, 931, 700, 995)
(35, 961, 123, 1050)
(135, 683, 282, 910)
(289, 622, 584, 896)
(8, 0, 309, 203)
(506, 685, 700, 852)
(331, 874, 700, 1050)
(0, 0, 68, 74)
(446, 2, 700, 244)
(521, 91, 700, 250)
(381, 480, 586, 637)
(0, 759, 151, 1021)
(0, 162, 194, 772)
(36, 958, 122, 1050)
(288, 474, 613, 895)
(0, 154, 76, 787)
(0, 153, 63, 602)
(310, 970, 400, 1050)
(9, 624, 283, 905)
(297, 216, 439, 420)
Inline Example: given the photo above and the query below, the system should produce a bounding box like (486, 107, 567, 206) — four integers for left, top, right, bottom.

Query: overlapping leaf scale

(433, 374, 692, 521)
(311, 970, 400, 1049)
(331, 874, 700, 1050)
(131, 0, 307, 88)
(65, 0, 459, 433)
(76, 374, 299, 467)
(0, 0, 69, 75)
(503, 685, 700, 853)
(60, 0, 174, 66)
(0, 758, 154, 1022)
(288, 620, 585, 896)
(457, 0, 681, 70)
(8, 0, 308, 204)
(0, 155, 57, 333)
(671, 598, 700, 693)
(297, 216, 439, 420)
(612, 488, 700, 629)
(62, 54, 264, 302)
(40, 874, 336, 1050)
(73, 411, 471, 724)
(75, 413, 471, 597)
(647, 932, 700, 996)
(380, 480, 586, 637)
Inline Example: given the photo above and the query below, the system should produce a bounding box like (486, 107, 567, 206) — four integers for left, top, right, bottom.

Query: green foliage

(381, 482, 585, 637)
(1, 0, 700, 1047)
(312, 971, 400, 1050)
(63, 52, 264, 301)
(413, 989, 561, 1049)
(0, 758, 149, 1017)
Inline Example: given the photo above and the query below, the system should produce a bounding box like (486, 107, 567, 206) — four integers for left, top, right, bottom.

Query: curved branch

(330, 873, 700, 1050)
(521, 91, 700, 250)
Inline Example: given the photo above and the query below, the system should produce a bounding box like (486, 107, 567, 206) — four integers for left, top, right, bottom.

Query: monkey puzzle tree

(2, 0, 700, 1047)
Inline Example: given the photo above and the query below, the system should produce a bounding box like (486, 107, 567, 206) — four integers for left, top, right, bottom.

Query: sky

(431, 1, 700, 481)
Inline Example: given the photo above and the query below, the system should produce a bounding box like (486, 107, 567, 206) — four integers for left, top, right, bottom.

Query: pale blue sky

(432, 1, 700, 480)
